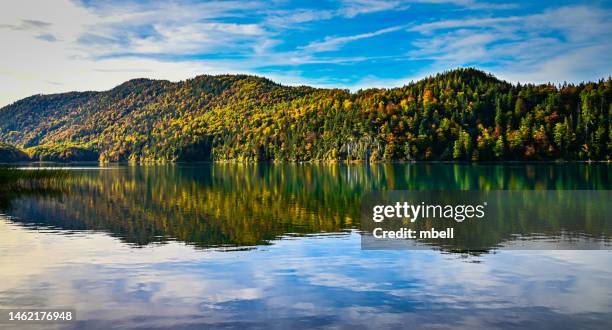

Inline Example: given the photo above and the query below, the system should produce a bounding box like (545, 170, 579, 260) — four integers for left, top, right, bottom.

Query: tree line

(0, 68, 610, 162)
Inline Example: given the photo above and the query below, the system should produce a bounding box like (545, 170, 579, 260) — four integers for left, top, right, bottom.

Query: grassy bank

(0, 167, 68, 192)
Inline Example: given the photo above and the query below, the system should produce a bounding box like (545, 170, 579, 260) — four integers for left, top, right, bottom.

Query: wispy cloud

(35, 33, 58, 42)
(409, 0, 517, 10)
(0, 18, 52, 31)
(265, 0, 408, 27)
(339, 0, 407, 17)
(0, 0, 610, 107)
(264, 0, 512, 27)
(302, 25, 406, 53)
(408, 5, 612, 82)
(72, 1, 270, 56)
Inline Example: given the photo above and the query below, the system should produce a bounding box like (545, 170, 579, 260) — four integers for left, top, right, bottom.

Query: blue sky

(1, 0, 611, 106)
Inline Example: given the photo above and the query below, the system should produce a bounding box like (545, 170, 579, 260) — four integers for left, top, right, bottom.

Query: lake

(0, 163, 611, 329)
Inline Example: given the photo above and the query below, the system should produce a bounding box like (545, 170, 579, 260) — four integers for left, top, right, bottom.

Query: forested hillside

(0, 142, 29, 162)
(0, 68, 610, 162)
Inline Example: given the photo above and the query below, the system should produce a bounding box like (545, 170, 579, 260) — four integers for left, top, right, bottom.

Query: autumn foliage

(0, 68, 610, 162)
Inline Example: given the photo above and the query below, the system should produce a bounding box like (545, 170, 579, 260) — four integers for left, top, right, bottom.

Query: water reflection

(362, 190, 611, 251)
(0, 220, 611, 329)
(0, 163, 611, 329)
(1, 163, 610, 250)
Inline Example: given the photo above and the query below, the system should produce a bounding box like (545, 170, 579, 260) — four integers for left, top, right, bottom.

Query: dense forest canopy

(0, 68, 610, 162)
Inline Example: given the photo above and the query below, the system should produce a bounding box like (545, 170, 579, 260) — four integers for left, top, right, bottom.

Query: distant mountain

(0, 68, 610, 162)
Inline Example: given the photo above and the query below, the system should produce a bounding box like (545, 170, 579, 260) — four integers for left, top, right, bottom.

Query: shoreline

(2, 159, 611, 166)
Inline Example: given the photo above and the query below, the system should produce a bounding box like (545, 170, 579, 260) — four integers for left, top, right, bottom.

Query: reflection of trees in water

(363, 190, 611, 252)
(0, 168, 67, 210)
(2, 163, 611, 250)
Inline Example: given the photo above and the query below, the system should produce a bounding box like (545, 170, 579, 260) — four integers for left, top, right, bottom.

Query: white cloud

(339, 0, 405, 18)
(265, 0, 407, 27)
(409, 0, 517, 10)
(0, 0, 411, 107)
(410, 29, 497, 63)
(126, 22, 266, 54)
(0, 0, 610, 108)
(265, 0, 511, 27)
(495, 44, 612, 84)
(0, 0, 274, 106)
(265, 9, 337, 27)
(410, 16, 521, 33)
(302, 25, 405, 53)
(407, 5, 612, 83)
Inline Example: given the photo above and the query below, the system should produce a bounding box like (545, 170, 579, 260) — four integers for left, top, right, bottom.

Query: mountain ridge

(1, 68, 610, 162)
(2, 68, 509, 106)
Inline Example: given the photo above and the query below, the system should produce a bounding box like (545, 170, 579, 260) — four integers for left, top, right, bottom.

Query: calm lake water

(0, 163, 611, 329)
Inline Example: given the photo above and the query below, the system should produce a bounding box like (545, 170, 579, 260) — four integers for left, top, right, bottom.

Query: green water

(3, 163, 610, 248)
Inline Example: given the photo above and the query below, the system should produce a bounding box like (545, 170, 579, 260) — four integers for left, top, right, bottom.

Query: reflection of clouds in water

(306, 272, 380, 291)
(1, 218, 611, 328)
(481, 250, 612, 314)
